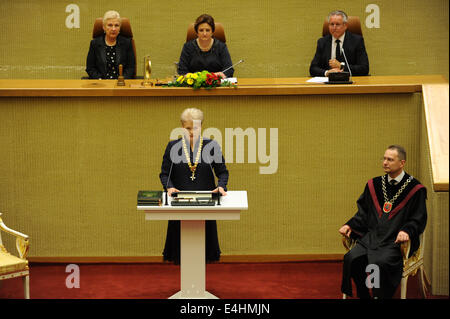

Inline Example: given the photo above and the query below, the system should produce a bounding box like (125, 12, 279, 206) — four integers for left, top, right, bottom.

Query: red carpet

(0, 261, 445, 299)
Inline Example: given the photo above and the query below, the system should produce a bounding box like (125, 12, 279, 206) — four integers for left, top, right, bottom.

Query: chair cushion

(0, 249, 28, 275)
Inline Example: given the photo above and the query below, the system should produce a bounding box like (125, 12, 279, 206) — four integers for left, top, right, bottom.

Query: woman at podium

(177, 14, 234, 79)
(159, 108, 229, 265)
(85, 10, 135, 79)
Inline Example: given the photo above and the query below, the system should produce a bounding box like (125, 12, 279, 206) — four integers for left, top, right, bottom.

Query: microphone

(340, 48, 353, 83)
(164, 161, 174, 206)
(204, 143, 221, 206)
(221, 59, 244, 74)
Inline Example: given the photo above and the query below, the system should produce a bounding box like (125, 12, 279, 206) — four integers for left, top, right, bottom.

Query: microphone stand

(221, 59, 244, 74)
(341, 48, 353, 84)
(205, 146, 221, 206)
(164, 161, 174, 206)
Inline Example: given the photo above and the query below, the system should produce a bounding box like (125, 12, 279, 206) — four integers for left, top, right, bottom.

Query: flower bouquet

(165, 71, 236, 89)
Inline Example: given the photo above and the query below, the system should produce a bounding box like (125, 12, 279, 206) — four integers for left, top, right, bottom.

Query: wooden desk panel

(0, 75, 447, 97)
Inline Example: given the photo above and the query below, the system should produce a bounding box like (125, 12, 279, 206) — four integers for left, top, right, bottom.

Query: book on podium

(137, 190, 163, 206)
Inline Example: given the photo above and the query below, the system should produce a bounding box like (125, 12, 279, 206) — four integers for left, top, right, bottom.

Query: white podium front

(137, 190, 248, 299)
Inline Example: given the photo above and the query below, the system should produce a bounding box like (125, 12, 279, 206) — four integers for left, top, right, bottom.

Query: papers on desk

(223, 77, 237, 84)
(307, 77, 329, 84)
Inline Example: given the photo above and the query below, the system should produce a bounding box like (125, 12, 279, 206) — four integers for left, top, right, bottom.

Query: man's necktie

(390, 179, 397, 186)
(335, 40, 342, 61)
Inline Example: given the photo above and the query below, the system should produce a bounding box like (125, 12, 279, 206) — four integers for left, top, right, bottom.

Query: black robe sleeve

(345, 184, 370, 239)
(399, 188, 427, 256)
(345, 178, 427, 257)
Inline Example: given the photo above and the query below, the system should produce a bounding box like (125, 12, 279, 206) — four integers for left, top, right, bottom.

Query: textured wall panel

(0, 93, 424, 257)
(0, 0, 448, 79)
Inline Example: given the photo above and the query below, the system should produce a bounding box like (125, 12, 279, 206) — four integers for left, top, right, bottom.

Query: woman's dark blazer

(177, 39, 234, 78)
(85, 34, 135, 79)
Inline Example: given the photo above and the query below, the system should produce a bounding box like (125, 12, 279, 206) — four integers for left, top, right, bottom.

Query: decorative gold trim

(17, 237, 29, 259)
(341, 236, 356, 251)
(0, 244, 8, 254)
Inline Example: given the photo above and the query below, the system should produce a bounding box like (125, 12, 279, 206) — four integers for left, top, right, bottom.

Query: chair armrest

(400, 240, 411, 262)
(341, 235, 356, 251)
(0, 213, 30, 259)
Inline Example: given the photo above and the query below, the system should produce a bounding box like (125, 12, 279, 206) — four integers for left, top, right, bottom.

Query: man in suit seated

(309, 10, 369, 77)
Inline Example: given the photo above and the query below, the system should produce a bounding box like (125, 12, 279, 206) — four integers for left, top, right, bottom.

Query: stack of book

(137, 190, 163, 206)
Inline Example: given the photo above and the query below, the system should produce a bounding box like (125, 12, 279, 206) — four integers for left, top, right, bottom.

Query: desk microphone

(164, 161, 174, 206)
(341, 48, 353, 83)
(222, 59, 244, 74)
(205, 147, 221, 206)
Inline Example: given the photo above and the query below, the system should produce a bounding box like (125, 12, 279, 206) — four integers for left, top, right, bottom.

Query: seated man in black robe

(339, 145, 427, 299)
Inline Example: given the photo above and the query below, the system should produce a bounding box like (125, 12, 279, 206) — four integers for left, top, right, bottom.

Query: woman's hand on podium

(212, 187, 227, 196)
(167, 188, 180, 196)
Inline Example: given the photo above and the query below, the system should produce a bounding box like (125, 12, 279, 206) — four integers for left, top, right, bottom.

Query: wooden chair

(322, 16, 362, 37)
(341, 233, 429, 299)
(0, 212, 30, 298)
(399, 233, 429, 299)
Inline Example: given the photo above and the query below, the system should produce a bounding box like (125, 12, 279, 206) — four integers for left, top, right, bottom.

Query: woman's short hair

(328, 10, 348, 23)
(181, 108, 204, 123)
(194, 14, 215, 33)
(103, 10, 121, 26)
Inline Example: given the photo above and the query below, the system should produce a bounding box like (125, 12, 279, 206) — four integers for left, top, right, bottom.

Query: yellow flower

(176, 75, 184, 83)
(187, 78, 194, 85)
(192, 73, 198, 80)
(186, 73, 193, 79)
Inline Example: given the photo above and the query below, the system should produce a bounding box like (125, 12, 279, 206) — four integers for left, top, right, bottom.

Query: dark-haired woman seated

(177, 14, 233, 79)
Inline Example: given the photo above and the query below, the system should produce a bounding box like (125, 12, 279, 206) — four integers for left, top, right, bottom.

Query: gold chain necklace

(381, 175, 413, 213)
(182, 136, 203, 181)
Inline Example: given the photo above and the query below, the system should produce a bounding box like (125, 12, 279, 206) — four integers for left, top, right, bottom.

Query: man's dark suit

(85, 34, 135, 79)
(309, 31, 369, 76)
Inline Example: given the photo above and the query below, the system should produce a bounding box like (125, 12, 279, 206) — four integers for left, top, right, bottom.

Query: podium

(137, 190, 248, 299)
